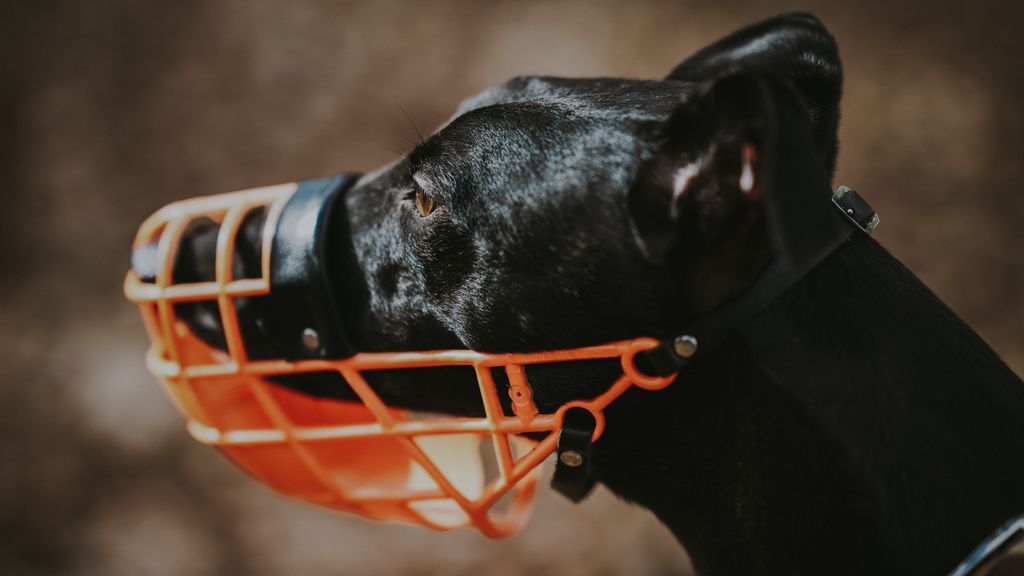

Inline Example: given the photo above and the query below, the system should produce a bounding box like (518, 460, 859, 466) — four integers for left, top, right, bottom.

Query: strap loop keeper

(551, 407, 598, 502)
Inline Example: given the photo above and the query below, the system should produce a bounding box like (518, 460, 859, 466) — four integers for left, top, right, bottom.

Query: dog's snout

(129, 241, 159, 283)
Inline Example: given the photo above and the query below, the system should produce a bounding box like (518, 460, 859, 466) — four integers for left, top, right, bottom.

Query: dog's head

(136, 12, 844, 417)
(329, 12, 843, 407)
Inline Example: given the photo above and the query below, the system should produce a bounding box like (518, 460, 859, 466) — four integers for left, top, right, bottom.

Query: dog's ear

(667, 12, 842, 177)
(630, 71, 843, 314)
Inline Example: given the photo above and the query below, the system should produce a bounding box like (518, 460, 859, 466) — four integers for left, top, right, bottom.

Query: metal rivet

(301, 328, 321, 351)
(673, 335, 699, 359)
(559, 451, 584, 468)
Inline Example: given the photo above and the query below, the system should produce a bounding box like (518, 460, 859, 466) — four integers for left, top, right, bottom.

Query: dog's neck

(593, 234, 1024, 575)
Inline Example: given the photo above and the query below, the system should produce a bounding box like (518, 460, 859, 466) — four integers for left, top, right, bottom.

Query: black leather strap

(267, 174, 361, 360)
(636, 186, 877, 377)
(551, 407, 598, 502)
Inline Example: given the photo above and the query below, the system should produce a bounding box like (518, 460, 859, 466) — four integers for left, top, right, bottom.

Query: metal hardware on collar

(833, 185, 879, 234)
(559, 451, 584, 468)
(673, 335, 699, 359)
(301, 327, 321, 351)
(551, 407, 598, 502)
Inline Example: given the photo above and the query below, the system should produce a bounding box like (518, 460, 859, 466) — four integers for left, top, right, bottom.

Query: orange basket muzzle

(124, 175, 676, 537)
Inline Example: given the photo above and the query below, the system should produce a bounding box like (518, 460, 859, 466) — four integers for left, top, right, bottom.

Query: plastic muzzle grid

(124, 182, 675, 537)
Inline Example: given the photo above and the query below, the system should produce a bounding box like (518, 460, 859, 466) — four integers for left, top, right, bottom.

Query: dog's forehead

(450, 76, 689, 124)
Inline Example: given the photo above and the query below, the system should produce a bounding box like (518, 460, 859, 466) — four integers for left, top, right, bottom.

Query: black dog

(137, 12, 1024, 575)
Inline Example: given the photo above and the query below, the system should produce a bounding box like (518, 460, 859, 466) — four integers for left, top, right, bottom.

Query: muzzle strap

(551, 407, 598, 502)
(268, 174, 361, 360)
(637, 186, 878, 377)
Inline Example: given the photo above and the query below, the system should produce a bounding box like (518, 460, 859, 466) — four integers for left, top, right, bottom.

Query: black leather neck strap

(635, 185, 877, 377)
(551, 186, 878, 503)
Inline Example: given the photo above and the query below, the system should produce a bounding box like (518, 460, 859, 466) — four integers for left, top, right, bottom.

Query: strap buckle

(833, 185, 879, 234)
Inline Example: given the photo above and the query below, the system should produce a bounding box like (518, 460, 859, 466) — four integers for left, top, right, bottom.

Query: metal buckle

(833, 185, 879, 234)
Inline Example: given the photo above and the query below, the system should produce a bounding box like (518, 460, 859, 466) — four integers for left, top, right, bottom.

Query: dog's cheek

(415, 221, 477, 300)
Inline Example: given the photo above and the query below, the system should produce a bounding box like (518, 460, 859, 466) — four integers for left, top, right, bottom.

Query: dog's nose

(129, 241, 159, 283)
(128, 214, 243, 354)
(129, 215, 226, 286)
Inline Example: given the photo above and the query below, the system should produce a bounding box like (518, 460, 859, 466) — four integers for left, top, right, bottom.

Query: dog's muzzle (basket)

(124, 175, 675, 537)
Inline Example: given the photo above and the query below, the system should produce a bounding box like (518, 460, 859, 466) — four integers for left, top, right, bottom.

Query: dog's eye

(414, 186, 437, 218)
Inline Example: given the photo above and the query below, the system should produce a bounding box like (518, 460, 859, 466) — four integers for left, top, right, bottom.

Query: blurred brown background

(1, 1, 1022, 575)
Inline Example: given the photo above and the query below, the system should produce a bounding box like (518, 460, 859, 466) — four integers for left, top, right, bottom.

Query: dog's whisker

(396, 103, 426, 146)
